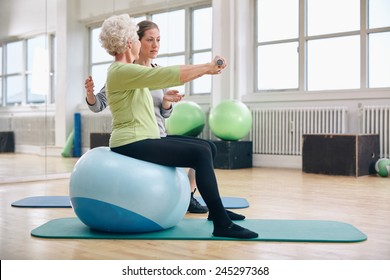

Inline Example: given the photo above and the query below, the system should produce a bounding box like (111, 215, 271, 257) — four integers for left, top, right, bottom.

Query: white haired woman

(85, 20, 210, 214)
(99, 14, 257, 239)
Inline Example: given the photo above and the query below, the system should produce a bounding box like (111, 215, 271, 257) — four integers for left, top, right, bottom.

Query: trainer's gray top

(86, 85, 172, 137)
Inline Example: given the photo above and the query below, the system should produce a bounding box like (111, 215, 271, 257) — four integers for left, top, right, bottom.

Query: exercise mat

(195, 196, 249, 209)
(12, 196, 248, 209)
(31, 217, 367, 242)
(11, 196, 71, 208)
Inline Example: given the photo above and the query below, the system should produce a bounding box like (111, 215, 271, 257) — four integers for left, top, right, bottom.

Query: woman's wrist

(86, 94, 96, 106)
(162, 100, 172, 110)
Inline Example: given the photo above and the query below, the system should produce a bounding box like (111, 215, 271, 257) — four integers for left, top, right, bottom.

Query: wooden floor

(1, 153, 390, 260)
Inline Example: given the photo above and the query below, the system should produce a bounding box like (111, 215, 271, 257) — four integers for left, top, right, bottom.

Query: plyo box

(302, 134, 379, 177)
(0, 131, 15, 153)
(90, 133, 110, 149)
(213, 141, 253, 169)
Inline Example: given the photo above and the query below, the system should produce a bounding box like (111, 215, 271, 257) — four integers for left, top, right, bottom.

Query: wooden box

(302, 134, 379, 176)
(0, 131, 15, 153)
(90, 133, 110, 149)
(213, 141, 252, 169)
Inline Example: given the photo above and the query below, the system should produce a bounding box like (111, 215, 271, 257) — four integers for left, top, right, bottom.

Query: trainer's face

(130, 39, 141, 60)
(139, 28, 160, 59)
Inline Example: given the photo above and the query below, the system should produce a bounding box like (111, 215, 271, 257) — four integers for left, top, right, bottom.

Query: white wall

(0, 0, 57, 40)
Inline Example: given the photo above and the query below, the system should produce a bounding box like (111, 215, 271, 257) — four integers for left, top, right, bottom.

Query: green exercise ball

(375, 158, 390, 177)
(165, 101, 206, 137)
(209, 100, 252, 141)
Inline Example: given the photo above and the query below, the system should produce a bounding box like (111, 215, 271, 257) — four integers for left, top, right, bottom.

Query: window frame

(87, 2, 213, 96)
(0, 33, 56, 107)
(254, 0, 390, 94)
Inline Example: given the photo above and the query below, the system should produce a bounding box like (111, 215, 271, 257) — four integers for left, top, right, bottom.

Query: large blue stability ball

(209, 100, 252, 141)
(69, 147, 190, 233)
(165, 101, 206, 137)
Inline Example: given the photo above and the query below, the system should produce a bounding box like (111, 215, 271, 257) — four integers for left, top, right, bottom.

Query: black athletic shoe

(188, 189, 208, 213)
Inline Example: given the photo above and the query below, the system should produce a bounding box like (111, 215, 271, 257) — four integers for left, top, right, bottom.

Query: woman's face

(130, 39, 141, 61)
(139, 28, 160, 59)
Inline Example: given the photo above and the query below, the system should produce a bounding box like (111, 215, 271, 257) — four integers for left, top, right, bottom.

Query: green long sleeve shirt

(106, 62, 182, 148)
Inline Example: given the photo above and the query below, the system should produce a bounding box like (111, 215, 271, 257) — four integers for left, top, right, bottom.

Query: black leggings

(166, 134, 217, 161)
(111, 136, 230, 227)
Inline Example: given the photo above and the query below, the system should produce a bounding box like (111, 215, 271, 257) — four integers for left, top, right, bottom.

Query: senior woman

(99, 14, 257, 239)
(85, 20, 209, 214)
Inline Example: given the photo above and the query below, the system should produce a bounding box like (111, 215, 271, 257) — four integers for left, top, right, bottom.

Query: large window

(89, 27, 113, 94)
(368, 0, 390, 88)
(191, 6, 212, 94)
(0, 34, 55, 106)
(153, 6, 213, 95)
(88, 4, 213, 96)
(27, 35, 48, 103)
(256, 0, 299, 91)
(307, 0, 360, 91)
(152, 9, 186, 93)
(5, 41, 23, 104)
(255, 0, 390, 92)
(0, 45, 3, 106)
(0, 46, 3, 106)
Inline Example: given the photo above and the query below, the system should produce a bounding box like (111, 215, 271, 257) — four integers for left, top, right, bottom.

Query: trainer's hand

(163, 90, 184, 103)
(162, 90, 185, 110)
(85, 76, 95, 95)
(84, 75, 96, 105)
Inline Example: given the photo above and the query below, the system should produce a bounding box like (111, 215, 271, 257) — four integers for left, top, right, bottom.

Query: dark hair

(137, 20, 159, 39)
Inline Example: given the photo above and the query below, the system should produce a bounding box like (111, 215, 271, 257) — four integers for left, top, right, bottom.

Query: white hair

(99, 14, 139, 56)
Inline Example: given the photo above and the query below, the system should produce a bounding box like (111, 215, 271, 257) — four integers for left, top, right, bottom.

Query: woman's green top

(106, 62, 182, 148)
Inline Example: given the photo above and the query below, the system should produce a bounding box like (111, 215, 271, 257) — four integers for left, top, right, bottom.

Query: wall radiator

(81, 114, 112, 148)
(250, 107, 348, 155)
(361, 105, 390, 158)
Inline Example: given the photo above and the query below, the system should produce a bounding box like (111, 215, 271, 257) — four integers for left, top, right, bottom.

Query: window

(89, 27, 113, 93)
(256, 0, 299, 91)
(307, 0, 360, 36)
(308, 36, 360, 90)
(368, 0, 390, 88)
(369, 0, 390, 28)
(153, 6, 213, 94)
(0, 46, 3, 106)
(191, 6, 212, 94)
(307, 0, 360, 90)
(5, 41, 23, 104)
(27, 35, 47, 103)
(255, 0, 390, 92)
(152, 9, 186, 94)
(368, 32, 390, 88)
(0, 35, 55, 107)
(257, 42, 299, 90)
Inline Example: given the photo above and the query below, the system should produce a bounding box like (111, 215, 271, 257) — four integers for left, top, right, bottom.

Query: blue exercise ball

(209, 100, 252, 141)
(165, 101, 206, 137)
(69, 147, 190, 233)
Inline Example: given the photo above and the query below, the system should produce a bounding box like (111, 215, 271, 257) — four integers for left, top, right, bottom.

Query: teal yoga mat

(11, 196, 71, 208)
(31, 217, 367, 242)
(11, 196, 248, 209)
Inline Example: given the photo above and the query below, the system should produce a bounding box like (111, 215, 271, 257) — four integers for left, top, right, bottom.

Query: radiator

(361, 105, 390, 158)
(250, 107, 347, 155)
(81, 114, 112, 148)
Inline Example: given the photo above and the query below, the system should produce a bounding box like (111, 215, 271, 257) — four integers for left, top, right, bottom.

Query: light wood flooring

(1, 153, 389, 260)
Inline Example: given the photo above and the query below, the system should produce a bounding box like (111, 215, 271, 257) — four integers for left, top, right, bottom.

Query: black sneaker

(188, 189, 208, 213)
